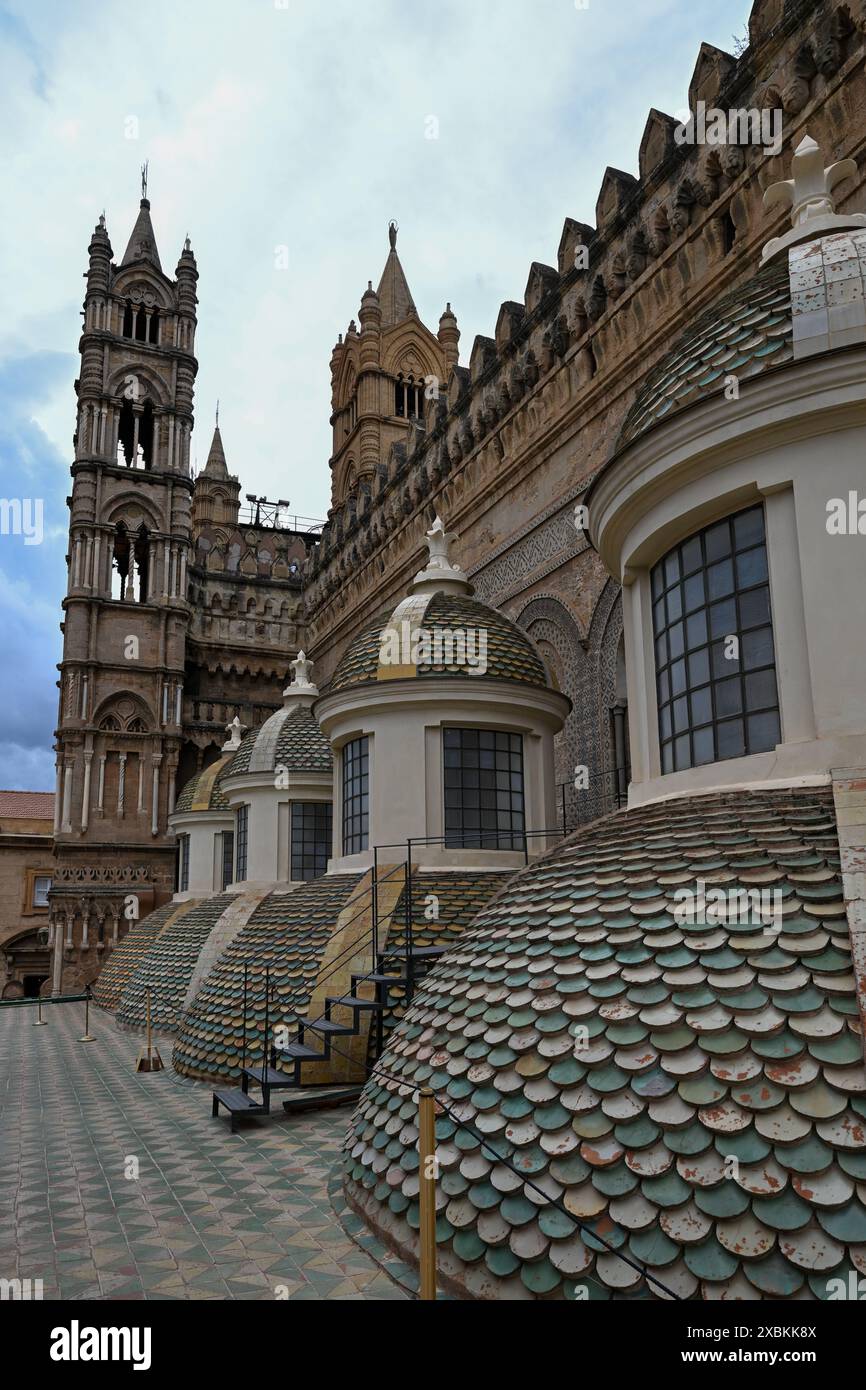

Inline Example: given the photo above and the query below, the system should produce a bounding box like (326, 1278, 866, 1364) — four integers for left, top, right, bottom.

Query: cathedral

(30, 0, 866, 1301)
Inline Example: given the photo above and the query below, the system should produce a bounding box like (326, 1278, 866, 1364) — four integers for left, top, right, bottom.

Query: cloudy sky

(0, 0, 752, 791)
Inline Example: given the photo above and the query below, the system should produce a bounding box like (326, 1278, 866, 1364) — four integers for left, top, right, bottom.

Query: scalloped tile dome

(225, 704, 332, 778)
(618, 259, 793, 449)
(329, 591, 549, 692)
(174, 753, 236, 813)
(343, 786, 866, 1301)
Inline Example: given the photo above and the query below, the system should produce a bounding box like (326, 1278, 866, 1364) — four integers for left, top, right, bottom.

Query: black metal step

(301, 1018, 356, 1036)
(243, 1065, 296, 1087)
(364, 971, 409, 986)
(331, 993, 384, 1012)
(382, 945, 447, 960)
(212, 1087, 269, 1132)
(214, 1088, 265, 1112)
(282, 1085, 363, 1112)
(278, 1042, 326, 1061)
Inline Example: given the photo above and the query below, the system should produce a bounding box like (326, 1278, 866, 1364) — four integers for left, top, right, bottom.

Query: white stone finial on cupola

(282, 650, 319, 705)
(761, 133, 866, 263)
(223, 715, 246, 752)
(411, 515, 473, 597)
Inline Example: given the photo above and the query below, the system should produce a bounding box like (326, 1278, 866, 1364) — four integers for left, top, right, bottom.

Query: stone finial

(762, 134, 866, 263)
(411, 515, 473, 596)
(282, 650, 319, 703)
(223, 715, 246, 752)
(424, 515, 459, 571)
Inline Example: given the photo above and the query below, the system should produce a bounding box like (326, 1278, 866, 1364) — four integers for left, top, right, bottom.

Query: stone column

(61, 758, 74, 833)
(96, 755, 106, 814)
(117, 753, 127, 817)
(81, 751, 93, 832)
(151, 755, 162, 836)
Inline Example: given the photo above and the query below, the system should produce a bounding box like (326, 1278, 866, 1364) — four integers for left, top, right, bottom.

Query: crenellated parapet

(303, 0, 866, 678)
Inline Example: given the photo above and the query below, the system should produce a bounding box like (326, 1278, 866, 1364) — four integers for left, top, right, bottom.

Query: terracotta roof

(618, 259, 793, 449)
(344, 786, 866, 1301)
(0, 790, 55, 820)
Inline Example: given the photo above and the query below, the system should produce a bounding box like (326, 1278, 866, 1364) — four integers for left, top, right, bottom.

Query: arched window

(122, 300, 134, 337)
(396, 374, 424, 419)
(148, 309, 160, 345)
(342, 737, 369, 854)
(117, 400, 154, 469)
(111, 522, 149, 603)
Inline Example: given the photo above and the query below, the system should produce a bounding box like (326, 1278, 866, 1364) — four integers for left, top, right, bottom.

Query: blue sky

(0, 0, 752, 790)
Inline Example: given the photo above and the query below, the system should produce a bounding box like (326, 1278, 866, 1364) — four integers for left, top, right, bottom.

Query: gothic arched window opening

(117, 400, 154, 469)
(122, 300, 134, 337)
(111, 521, 149, 602)
(395, 373, 424, 419)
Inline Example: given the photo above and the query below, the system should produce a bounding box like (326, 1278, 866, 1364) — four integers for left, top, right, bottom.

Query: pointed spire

(202, 422, 228, 479)
(121, 195, 162, 271)
(376, 220, 416, 327)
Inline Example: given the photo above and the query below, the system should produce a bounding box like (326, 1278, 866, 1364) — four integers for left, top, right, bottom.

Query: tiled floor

(0, 1003, 407, 1301)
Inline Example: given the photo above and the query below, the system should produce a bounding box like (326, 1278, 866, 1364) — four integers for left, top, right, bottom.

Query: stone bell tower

(49, 174, 199, 993)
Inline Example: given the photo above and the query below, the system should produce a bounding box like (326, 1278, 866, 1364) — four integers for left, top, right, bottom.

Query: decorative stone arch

(381, 324, 441, 380)
(106, 361, 168, 409)
(103, 491, 163, 534)
(92, 690, 155, 734)
(515, 594, 588, 824)
(111, 267, 173, 310)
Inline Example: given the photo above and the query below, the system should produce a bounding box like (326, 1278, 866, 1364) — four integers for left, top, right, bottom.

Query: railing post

(241, 961, 248, 1074)
(32, 997, 47, 1026)
(262, 965, 270, 1078)
(418, 1086, 437, 1301)
(79, 983, 96, 1043)
(372, 845, 379, 963)
(405, 839, 414, 1004)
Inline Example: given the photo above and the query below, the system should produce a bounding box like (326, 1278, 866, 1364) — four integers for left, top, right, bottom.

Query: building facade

(48, 0, 866, 991)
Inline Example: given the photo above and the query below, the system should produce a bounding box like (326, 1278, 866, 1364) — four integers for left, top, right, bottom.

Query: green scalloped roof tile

(744, 1250, 805, 1296)
(684, 1235, 739, 1281)
(632, 1067, 677, 1098)
(752, 1031, 803, 1060)
(667, 1122, 714, 1156)
(714, 1129, 771, 1164)
(614, 1116, 661, 1149)
(752, 1189, 813, 1232)
(699, 1029, 749, 1057)
(678, 1075, 727, 1105)
(628, 1224, 680, 1267)
(591, 1163, 640, 1198)
(694, 1181, 751, 1219)
(838, 1151, 866, 1180)
(807, 1260, 857, 1300)
(817, 1200, 866, 1243)
(640, 1170, 691, 1207)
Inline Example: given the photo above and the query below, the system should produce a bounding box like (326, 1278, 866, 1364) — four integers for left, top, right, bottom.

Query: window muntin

(235, 805, 249, 881)
(221, 831, 234, 890)
(291, 802, 332, 880)
(651, 505, 780, 773)
(179, 835, 190, 892)
(342, 737, 369, 855)
(443, 728, 525, 850)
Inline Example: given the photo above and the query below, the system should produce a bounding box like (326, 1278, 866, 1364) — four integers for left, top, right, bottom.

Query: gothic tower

(49, 188, 199, 992)
(328, 223, 456, 510)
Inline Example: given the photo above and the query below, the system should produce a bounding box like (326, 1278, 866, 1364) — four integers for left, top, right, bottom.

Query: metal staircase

(211, 942, 445, 1131)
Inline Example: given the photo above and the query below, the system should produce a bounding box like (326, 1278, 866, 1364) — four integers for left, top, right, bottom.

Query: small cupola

(317, 517, 571, 873)
(219, 653, 333, 888)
